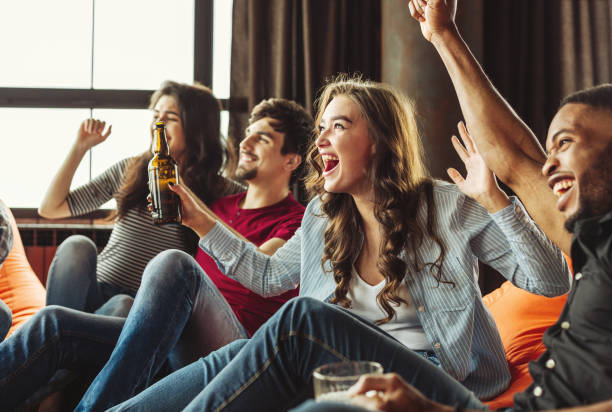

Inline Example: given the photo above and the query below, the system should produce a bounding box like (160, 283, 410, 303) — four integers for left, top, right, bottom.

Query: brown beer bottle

(148, 121, 182, 224)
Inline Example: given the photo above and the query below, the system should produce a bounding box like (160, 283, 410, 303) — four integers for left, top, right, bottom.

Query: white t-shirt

(347, 267, 432, 351)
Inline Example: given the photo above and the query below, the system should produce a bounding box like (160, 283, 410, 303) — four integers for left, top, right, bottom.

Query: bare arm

(38, 119, 112, 219)
(409, 0, 571, 254)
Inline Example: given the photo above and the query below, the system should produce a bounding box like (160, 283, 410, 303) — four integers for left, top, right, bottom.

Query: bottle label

(148, 162, 181, 224)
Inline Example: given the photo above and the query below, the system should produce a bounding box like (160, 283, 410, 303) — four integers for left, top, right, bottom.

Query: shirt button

(575, 272, 583, 280)
(561, 321, 570, 330)
(418, 305, 425, 312)
(433, 342, 441, 349)
(533, 386, 543, 397)
(545, 358, 556, 369)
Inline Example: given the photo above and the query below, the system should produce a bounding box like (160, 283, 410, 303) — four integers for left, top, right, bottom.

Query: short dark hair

(560, 84, 612, 111)
(248, 98, 314, 158)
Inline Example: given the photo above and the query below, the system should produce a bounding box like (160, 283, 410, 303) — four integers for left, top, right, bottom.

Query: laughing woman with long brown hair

(39, 80, 241, 314)
(72, 75, 572, 411)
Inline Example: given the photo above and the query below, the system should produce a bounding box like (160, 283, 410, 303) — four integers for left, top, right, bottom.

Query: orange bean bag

(483, 260, 571, 409)
(0, 201, 46, 338)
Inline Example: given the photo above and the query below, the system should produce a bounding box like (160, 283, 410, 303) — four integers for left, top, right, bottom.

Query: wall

(381, 0, 483, 179)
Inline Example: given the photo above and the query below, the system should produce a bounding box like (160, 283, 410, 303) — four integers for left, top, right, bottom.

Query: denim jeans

(108, 297, 486, 412)
(291, 400, 502, 412)
(46, 235, 134, 313)
(76, 249, 247, 411)
(0, 249, 245, 411)
(0, 305, 125, 410)
(0, 298, 12, 342)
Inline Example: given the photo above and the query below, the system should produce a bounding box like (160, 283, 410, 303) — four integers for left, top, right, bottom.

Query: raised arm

(408, 0, 571, 254)
(38, 119, 111, 219)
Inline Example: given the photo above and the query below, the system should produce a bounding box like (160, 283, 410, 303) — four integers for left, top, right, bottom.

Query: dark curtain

(483, 0, 612, 144)
(229, 0, 381, 158)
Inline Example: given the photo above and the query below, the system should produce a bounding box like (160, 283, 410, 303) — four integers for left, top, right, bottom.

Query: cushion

(482, 259, 571, 409)
(0, 200, 46, 338)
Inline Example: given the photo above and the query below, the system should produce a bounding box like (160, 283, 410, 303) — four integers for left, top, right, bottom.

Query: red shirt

(195, 192, 304, 336)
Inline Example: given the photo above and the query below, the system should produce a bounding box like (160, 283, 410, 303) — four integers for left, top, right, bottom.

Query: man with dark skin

(292, 0, 612, 411)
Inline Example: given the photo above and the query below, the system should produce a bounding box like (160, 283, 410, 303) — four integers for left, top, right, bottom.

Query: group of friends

(0, 0, 610, 411)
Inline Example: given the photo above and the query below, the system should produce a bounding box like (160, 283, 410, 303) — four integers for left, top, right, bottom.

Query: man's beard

(235, 165, 258, 181)
(565, 143, 612, 232)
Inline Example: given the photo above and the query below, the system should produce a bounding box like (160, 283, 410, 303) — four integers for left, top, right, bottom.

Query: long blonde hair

(305, 75, 448, 324)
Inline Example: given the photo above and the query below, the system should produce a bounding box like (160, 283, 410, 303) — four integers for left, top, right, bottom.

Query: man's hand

(347, 373, 444, 412)
(168, 182, 216, 237)
(447, 122, 510, 213)
(408, 0, 457, 42)
(76, 118, 112, 151)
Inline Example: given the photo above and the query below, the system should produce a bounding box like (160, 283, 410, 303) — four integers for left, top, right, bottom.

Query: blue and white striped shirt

(199, 180, 570, 399)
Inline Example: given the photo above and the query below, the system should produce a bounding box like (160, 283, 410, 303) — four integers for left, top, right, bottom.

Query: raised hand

(347, 373, 441, 412)
(408, 0, 457, 42)
(76, 118, 112, 150)
(447, 121, 510, 213)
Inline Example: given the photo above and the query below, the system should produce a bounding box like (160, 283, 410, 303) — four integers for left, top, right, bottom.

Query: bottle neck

(153, 125, 170, 156)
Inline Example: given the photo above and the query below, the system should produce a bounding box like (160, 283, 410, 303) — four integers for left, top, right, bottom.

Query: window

(0, 0, 233, 208)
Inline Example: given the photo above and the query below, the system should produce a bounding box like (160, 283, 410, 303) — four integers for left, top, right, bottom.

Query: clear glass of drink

(312, 361, 383, 403)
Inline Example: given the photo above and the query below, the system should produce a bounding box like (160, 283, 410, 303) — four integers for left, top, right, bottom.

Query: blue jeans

(0, 299, 12, 341)
(0, 305, 124, 410)
(46, 235, 134, 313)
(76, 249, 247, 411)
(0, 249, 245, 410)
(291, 401, 511, 412)
(108, 297, 486, 412)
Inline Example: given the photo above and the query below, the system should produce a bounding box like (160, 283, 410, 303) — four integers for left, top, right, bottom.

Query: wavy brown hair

(115, 80, 229, 221)
(305, 75, 449, 324)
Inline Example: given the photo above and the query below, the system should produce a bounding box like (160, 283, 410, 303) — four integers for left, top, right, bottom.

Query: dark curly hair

(227, 98, 314, 186)
(305, 74, 449, 325)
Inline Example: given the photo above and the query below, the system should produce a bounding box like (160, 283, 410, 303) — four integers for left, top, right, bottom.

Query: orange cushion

(0, 201, 46, 338)
(482, 262, 570, 409)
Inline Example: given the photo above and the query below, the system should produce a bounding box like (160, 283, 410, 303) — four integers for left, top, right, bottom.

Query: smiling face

(543, 103, 612, 230)
(236, 117, 296, 184)
(315, 95, 375, 198)
(151, 94, 187, 163)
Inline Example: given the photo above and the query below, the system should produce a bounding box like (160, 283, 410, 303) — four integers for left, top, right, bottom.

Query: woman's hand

(447, 121, 510, 213)
(76, 118, 112, 151)
(408, 0, 457, 43)
(347, 373, 445, 412)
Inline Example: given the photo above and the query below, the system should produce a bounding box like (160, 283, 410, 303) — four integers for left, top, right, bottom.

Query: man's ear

(284, 154, 302, 172)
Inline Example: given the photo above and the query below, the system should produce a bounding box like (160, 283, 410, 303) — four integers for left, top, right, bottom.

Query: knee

(34, 305, 76, 333)
(96, 294, 134, 317)
(57, 235, 97, 256)
(142, 249, 201, 287)
(53, 235, 97, 269)
(275, 297, 333, 329)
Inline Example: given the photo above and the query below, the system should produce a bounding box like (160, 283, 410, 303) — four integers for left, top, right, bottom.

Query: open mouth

(321, 154, 339, 174)
(240, 151, 258, 163)
(552, 178, 575, 197)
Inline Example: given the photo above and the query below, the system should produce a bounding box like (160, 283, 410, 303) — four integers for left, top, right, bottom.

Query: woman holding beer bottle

(38, 80, 241, 314)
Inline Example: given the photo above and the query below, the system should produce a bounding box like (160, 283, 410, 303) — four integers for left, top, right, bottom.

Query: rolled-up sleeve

(465, 196, 570, 296)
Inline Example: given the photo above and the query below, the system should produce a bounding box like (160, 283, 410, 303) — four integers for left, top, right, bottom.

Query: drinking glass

(312, 361, 383, 403)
